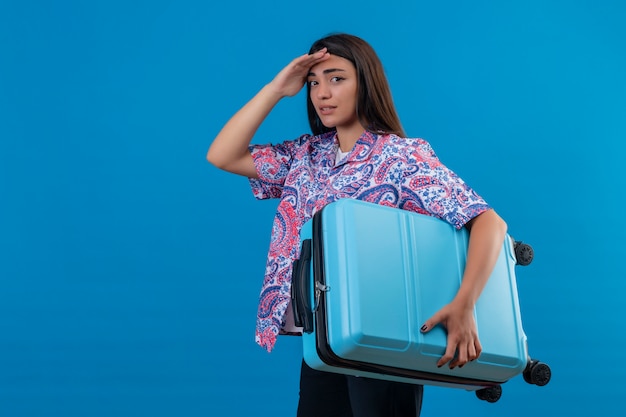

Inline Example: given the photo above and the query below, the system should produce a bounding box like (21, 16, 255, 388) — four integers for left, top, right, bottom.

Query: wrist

(451, 290, 477, 311)
(263, 81, 288, 100)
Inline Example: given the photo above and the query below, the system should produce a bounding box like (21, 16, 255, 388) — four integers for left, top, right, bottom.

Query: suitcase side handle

(291, 239, 314, 333)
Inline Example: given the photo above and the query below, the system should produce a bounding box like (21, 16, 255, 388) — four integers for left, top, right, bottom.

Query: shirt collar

(312, 130, 383, 166)
(339, 129, 381, 165)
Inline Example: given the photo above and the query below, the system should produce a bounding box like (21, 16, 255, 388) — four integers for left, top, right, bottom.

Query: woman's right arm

(206, 48, 330, 178)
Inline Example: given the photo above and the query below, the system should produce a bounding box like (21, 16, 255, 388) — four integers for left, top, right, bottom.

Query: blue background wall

(1, 0, 625, 416)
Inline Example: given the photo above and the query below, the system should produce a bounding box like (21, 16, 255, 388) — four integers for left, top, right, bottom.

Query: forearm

(206, 84, 283, 177)
(454, 209, 508, 308)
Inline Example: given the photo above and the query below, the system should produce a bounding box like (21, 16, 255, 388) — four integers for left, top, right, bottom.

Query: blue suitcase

(291, 199, 550, 402)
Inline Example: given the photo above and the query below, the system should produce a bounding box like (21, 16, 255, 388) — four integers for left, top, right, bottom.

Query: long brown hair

(307, 33, 405, 137)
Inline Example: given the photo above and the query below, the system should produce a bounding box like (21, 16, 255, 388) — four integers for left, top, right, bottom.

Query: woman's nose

(315, 82, 331, 99)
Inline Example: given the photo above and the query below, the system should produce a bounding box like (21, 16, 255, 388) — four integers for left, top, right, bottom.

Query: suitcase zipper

(314, 281, 330, 312)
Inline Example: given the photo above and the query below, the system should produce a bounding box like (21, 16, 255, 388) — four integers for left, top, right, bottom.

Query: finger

(451, 343, 469, 369)
(310, 47, 328, 56)
(473, 338, 483, 360)
(466, 340, 477, 362)
(304, 47, 328, 61)
(420, 314, 440, 334)
(296, 48, 328, 65)
(291, 54, 316, 69)
(437, 342, 456, 368)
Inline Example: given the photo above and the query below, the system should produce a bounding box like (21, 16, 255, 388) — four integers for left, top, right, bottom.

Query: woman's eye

(308, 80, 318, 86)
(331, 76, 344, 82)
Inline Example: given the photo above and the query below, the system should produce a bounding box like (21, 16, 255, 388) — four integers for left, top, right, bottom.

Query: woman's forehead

(308, 54, 355, 75)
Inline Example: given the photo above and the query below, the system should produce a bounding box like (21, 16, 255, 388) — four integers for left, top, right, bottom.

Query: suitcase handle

(291, 239, 314, 334)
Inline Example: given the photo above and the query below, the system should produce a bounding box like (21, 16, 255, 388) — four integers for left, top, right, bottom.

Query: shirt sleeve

(248, 136, 308, 200)
(401, 139, 492, 229)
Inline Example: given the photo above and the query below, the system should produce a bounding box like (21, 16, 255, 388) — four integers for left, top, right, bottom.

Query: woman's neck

(336, 125, 366, 152)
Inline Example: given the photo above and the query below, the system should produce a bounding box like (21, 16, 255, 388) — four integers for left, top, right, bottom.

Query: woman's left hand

(420, 299, 482, 369)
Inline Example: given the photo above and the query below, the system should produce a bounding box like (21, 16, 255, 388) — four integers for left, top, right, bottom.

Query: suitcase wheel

(514, 241, 534, 266)
(475, 385, 502, 403)
(523, 359, 552, 386)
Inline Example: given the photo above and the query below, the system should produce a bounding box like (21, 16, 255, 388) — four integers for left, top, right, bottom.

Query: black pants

(296, 360, 423, 417)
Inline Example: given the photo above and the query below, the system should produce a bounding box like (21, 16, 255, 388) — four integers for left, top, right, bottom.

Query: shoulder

(281, 131, 335, 148)
(291, 131, 336, 159)
(252, 131, 335, 163)
(253, 132, 320, 154)
(380, 134, 438, 161)
(307, 131, 336, 146)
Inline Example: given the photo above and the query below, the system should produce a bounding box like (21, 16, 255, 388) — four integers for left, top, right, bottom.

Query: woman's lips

(318, 106, 336, 115)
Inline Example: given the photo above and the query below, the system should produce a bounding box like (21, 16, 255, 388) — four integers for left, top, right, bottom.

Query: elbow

(467, 209, 507, 238)
(490, 209, 507, 232)
(489, 210, 508, 244)
(206, 150, 216, 166)
(206, 147, 225, 169)
(206, 147, 256, 178)
(496, 214, 508, 239)
(487, 209, 508, 237)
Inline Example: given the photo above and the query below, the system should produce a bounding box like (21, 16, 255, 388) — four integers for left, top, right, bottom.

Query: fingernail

(420, 325, 427, 332)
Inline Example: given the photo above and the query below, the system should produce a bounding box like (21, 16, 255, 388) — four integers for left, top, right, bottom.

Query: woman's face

(307, 54, 359, 132)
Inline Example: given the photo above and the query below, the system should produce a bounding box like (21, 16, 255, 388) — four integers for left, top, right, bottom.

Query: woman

(207, 33, 507, 417)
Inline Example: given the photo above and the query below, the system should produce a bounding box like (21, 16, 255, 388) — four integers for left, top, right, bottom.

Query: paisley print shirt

(248, 130, 491, 352)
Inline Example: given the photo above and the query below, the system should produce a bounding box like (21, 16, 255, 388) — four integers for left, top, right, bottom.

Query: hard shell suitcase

(291, 199, 550, 402)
